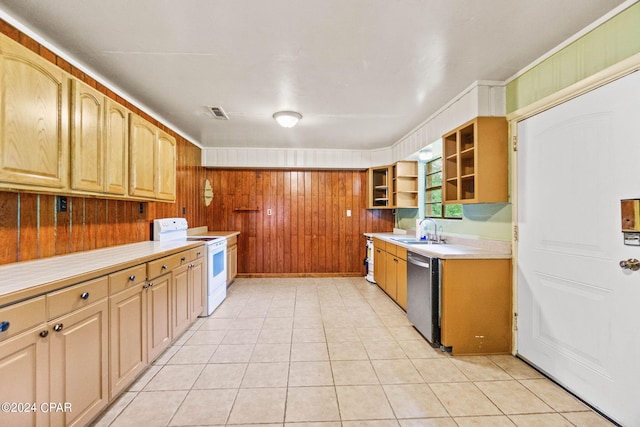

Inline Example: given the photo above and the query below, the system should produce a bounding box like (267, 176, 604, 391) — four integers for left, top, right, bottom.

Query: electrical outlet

(347, 210, 351, 217)
(57, 196, 67, 213)
(267, 208, 272, 216)
(182, 206, 186, 215)
(138, 202, 144, 214)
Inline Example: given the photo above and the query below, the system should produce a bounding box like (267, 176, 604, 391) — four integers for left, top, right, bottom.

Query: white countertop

(365, 232, 511, 260)
(0, 240, 203, 306)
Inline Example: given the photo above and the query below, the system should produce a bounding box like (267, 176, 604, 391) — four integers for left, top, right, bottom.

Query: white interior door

(517, 70, 640, 426)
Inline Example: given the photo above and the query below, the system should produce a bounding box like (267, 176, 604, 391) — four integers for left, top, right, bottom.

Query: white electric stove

(153, 218, 227, 316)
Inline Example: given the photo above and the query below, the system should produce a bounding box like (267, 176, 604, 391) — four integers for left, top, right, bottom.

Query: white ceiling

(0, 0, 628, 151)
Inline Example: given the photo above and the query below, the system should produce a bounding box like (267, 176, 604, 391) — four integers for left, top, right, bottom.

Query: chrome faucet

(418, 218, 438, 242)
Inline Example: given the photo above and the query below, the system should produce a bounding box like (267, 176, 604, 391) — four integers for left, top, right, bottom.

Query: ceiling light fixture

(273, 111, 302, 128)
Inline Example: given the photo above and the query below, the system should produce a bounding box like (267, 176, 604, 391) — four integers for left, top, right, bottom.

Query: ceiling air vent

(208, 106, 229, 120)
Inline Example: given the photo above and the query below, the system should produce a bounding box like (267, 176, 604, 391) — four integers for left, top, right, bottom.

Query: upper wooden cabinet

(368, 161, 418, 209)
(156, 129, 177, 201)
(71, 80, 104, 193)
(393, 161, 418, 208)
(129, 114, 176, 201)
(442, 116, 508, 204)
(368, 166, 392, 208)
(71, 80, 130, 196)
(0, 33, 176, 202)
(0, 33, 70, 192)
(104, 99, 129, 195)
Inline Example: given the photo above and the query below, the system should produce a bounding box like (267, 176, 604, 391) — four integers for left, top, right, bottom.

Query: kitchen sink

(390, 237, 445, 245)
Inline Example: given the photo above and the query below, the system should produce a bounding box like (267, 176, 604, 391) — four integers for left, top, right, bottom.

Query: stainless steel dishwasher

(406, 251, 441, 345)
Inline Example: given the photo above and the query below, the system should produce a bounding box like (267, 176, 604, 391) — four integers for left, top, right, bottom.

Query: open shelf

(441, 117, 508, 204)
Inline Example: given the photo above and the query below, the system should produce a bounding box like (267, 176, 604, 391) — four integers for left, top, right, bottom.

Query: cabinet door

(109, 285, 147, 399)
(129, 114, 157, 199)
(396, 258, 408, 310)
(440, 259, 512, 355)
(190, 258, 205, 320)
(71, 80, 104, 193)
(156, 129, 176, 201)
(373, 246, 386, 290)
(385, 255, 398, 300)
(0, 34, 69, 190)
(0, 328, 49, 427)
(147, 274, 172, 362)
(172, 264, 191, 339)
(227, 244, 238, 284)
(104, 99, 129, 195)
(49, 299, 108, 427)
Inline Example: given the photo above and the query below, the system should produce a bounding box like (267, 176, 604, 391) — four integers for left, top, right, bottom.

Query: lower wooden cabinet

(109, 280, 147, 399)
(0, 322, 49, 427)
(227, 236, 238, 285)
(440, 258, 512, 355)
(0, 289, 109, 427)
(173, 250, 206, 339)
(147, 272, 172, 362)
(190, 257, 205, 320)
(373, 238, 408, 310)
(49, 299, 109, 427)
(172, 264, 191, 339)
(0, 245, 206, 426)
(372, 238, 387, 290)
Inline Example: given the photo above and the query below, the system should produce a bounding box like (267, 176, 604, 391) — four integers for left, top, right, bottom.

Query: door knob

(619, 258, 640, 271)
(53, 323, 64, 332)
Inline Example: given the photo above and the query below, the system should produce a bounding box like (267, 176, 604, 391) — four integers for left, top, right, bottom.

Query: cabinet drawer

(372, 238, 385, 252)
(47, 276, 109, 320)
(385, 242, 397, 256)
(190, 246, 204, 261)
(396, 246, 407, 260)
(147, 252, 185, 279)
(0, 296, 46, 341)
(227, 235, 237, 247)
(109, 264, 147, 294)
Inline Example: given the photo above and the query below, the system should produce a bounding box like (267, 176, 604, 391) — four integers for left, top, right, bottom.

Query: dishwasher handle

(407, 253, 432, 269)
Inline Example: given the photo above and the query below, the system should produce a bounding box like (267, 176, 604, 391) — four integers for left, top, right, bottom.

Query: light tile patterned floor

(93, 277, 615, 427)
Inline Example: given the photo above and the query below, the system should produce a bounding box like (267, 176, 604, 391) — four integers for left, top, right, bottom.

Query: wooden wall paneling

(0, 193, 19, 264)
(70, 197, 85, 253)
(276, 171, 285, 273)
(266, 170, 275, 273)
(304, 170, 311, 273)
(106, 200, 118, 247)
(84, 198, 97, 251)
(18, 193, 38, 261)
(282, 171, 291, 273)
(94, 199, 107, 249)
(55, 200, 71, 256)
(202, 169, 396, 276)
(39, 195, 56, 259)
(314, 172, 322, 273)
(330, 171, 340, 273)
(290, 171, 297, 273)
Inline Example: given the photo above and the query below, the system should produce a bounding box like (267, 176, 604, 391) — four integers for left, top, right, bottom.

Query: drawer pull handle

(53, 323, 64, 332)
(162, 264, 168, 270)
(129, 275, 136, 281)
(39, 330, 49, 338)
(80, 292, 90, 300)
(143, 284, 149, 290)
(197, 252, 201, 256)
(0, 321, 10, 332)
(181, 257, 186, 262)
(148, 282, 154, 288)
